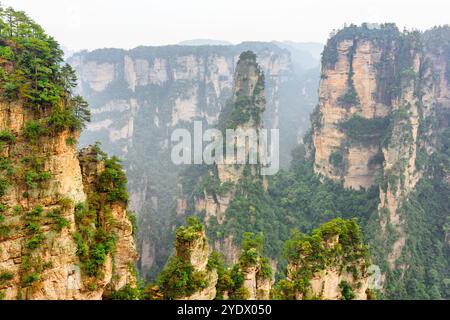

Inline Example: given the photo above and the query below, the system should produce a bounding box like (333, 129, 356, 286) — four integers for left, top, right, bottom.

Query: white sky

(2, 0, 449, 51)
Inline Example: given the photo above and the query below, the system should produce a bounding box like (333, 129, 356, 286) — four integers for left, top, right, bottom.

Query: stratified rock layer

(311, 25, 450, 270)
(0, 103, 137, 300)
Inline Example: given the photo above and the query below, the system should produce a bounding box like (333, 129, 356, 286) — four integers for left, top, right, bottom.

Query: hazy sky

(2, 0, 449, 51)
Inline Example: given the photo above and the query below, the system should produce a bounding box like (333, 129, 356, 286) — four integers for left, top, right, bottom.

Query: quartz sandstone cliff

(277, 219, 370, 300)
(0, 103, 137, 300)
(156, 219, 218, 300)
(178, 52, 270, 266)
(68, 44, 309, 277)
(310, 24, 450, 272)
(176, 229, 218, 300)
(236, 246, 273, 300)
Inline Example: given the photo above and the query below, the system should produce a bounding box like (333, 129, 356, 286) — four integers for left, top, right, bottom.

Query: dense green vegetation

(207, 251, 232, 300)
(384, 179, 449, 299)
(0, 176, 8, 197)
(367, 121, 450, 300)
(339, 281, 356, 300)
(109, 284, 144, 300)
(157, 255, 209, 299)
(0, 267, 13, 279)
(206, 170, 282, 256)
(283, 218, 369, 265)
(71, 145, 134, 280)
(221, 51, 265, 129)
(337, 86, 359, 107)
(193, 145, 380, 292)
(73, 201, 117, 278)
(0, 129, 15, 144)
(99, 156, 129, 203)
(322, 23, 401, 68)
(157, 217, 209, 299)
(338, 115, 390, 144)
(271, 146, 379, 240)
(0, 6, 90, 134)
(175, 216, 204, 242)
(329, 150, 343, 169)
(222, 232, 272, 300)
(274, 218, 369, 299)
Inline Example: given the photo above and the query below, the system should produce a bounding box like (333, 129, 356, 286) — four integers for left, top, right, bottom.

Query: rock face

(306, 268, 368, 300)
(0, 102, 137, 299)
(178, 51, 270, 265)
(279, 219, 370, 300)
(157, 218, 218, 300)
(240, 259, 272, 300)
(78, 147, 138, 294)
(68, 43, 320, 278)
(312, 37, 389, 189)
(0, 7, 138, 300)
(176, 230, 218, 300)
(310, 24, 450, 271)
(193, 51, 267, 221)
(286, 265, 369, 300)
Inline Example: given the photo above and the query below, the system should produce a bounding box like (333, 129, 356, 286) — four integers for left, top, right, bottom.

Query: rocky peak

(231, 233, 273, 300)
(70, 41, 320, 279)
(233, 51, 266, 121)
(176, 52, 271, 265)
(227, 50, 266, 130)
(310, 24, 450, 272)
(0, 7, 137, 300)
(157, 217, 218, 300)
(77, 146, 138, 296)
(277, 218, 371, 300)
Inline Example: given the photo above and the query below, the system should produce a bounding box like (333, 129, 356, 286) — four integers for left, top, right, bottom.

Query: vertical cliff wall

(0, 95, 137, 301)
(0, 7, 137, 300)
(69, 44, 294, 219)
(192, 51, 267, 222)
(310, 24, 450, 294)
(68, 43, 319, 278)
(176, 51, 272, 266)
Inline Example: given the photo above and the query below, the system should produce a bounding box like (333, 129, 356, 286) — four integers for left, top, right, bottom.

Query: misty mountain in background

(177, 39, 233, 46)
(69, 40, 321, 278)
